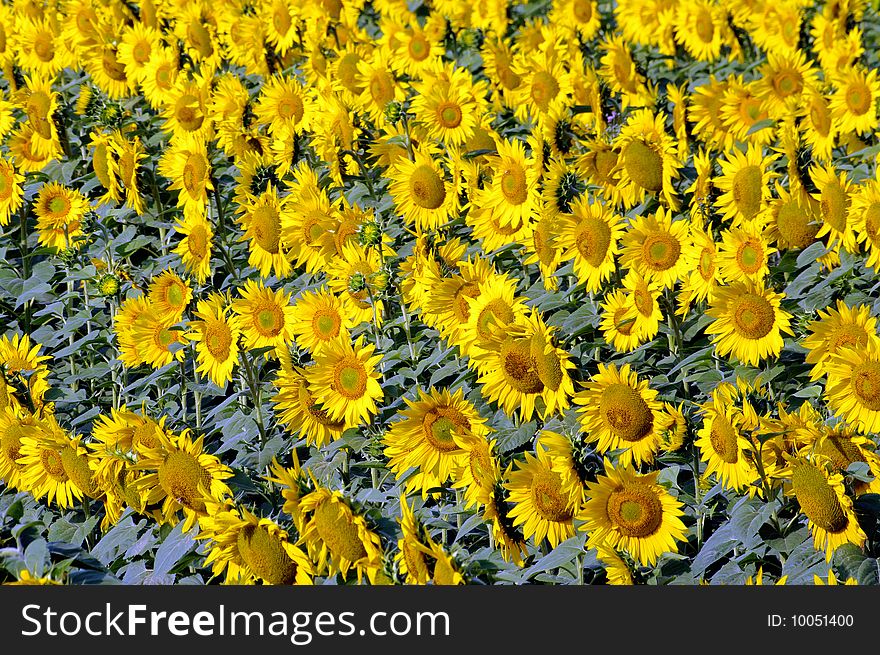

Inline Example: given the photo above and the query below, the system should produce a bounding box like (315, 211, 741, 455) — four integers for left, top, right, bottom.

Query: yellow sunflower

(716, 224, 776, 284)
(575, 362, 672, 467)
(715, 143, 777, 226)
(476, 137, 540, 229)
(764, 183, 821, 252)
(387, 148, 459, 232)
(824, 344, 880, 434)
(197, 502, 313, 585)
(186, 292, 240, 388)
(290, 287, 353, 356)
(33, 182, 89, 251)
(237, 183, 292, 279)
(383, 387, 488, 498)
(620, 207, 690, 289)
(504, 441, 581, 549)
(173, 211, 214, 284)
(298, 487, 384, 584)
(307, 336, 384, 427)
(705, 280, 794, 366)
(0, 158, 24, 226)
(147, 270, 192, 322)
(132, 429, 233, 532)
(695, 395, 760, 492)
(157, 134, 213, 218)
(781, 455, 866, 561)
(557, 196, 624, 293)
(579, 459, 687, 567)
(230, 280, 296, 351)
(811, 163, 856, 253)
(612, 109, 681, 210)
(599, 289, 643, 353)
(272, 360, 349, 447)
(829, 65, 880, 136)
(802, 300, 880, 381)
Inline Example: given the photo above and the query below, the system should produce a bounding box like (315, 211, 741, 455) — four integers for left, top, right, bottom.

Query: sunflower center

(423, 408, 469, 452)
(809, 98, 831, 136)
(40, 448, 67, 480)
(277, 93, 304, 123)
(820, 181, 848, 233)
(476, 299, 515, 340)
(437, 101, 462, 129)
(642, 232, 681, 271)
(622, 140, 663, 193)
(863, 203, 880, 245)
(737, 239, 763, 273)
(26, 91, 52, 124)
(175, 93, 204, 132)
(187, 21, 213, 58)
(369, 72, 394, 107)
(187, 224, 209, 259)
(695, 10, 715, 43)
(251, 204, 281, 254)
(499, 164, 528, 205)
(254, 302, 284, 336)
(709, 414, 739, 463)
(575, 215, 612, 267)
(595, 149, 618, 182)
(532, 333, 563, 391)
(827, 324, 867, 354)
(158, 451, 211, 512)
(237, 524, 298, 585)
(312, 310, 341, 341)
(614, 307, 636, 336)
(337, 53, 363, 95)
(468, 444, 492, 487)
(102, 49, 128, 81)
(273, 2, 292, 34)
(333, 359, 367, 400)
(791, 464, 848, 533)
(156, 327, 176, 348)
(633, 285, 654, 317)
(313, 501, 368, 562)
(47, 195, 71, 216)
(732, 165, 763, 221)
(730, 292, 774, 339)
(205, 320, 232, 358)
(530, 71, 560, 110)
(529, 467, 573, 522)
(599, 383, 653, 442)
(34, 33, 54, 61)
(452, 282, 480, 322)
(409, 164, 446, 210)
(182, 153, 207, 197)
(166, 282, 187, 310)
(500, 338, 544, 394)
(775, 200, 818, 249)
(851, 361, 880, 411)
(132, 422, 159, 450)
(572, 0, 593, 22)
(698, 248, 715, 280)
(845, 80, 871, 115)
(607, 484, 663, 537)
(818, 434, 864, 472)
(772, 70, 801, 98)
(0, 169, 12, 199)
(155, 64, 174, 90)
(408, 34, 430, 61)
(60, 447, 98, 497)
(132, 40, 152, 64)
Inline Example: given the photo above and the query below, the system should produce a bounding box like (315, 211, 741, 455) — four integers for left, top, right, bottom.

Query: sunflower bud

(370, 270, 390, 291)
(97, 273, 120, 296)
(358, 220, 382, 246)
(384, 100, 403, 124)
(348, 272, 367, 292)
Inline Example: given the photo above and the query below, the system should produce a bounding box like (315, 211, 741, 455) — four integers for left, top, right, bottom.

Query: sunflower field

(5, 0, 880, 588)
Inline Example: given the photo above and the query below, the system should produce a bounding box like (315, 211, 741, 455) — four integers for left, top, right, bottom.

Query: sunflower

(254, 75, 314, 140)
(552, 0, 600, 41)
(451, 429, 501, 509)
(504, 442, 581, 549)
(157, 134, 213, 218)
(476, 137, 539, 229)
(281, 167, 339, 275)
(148, 270, 192, 322)
(620, 207, 690, 289)
(824, 344, 880, 434)
(799, 86, 839, 162)
(459, 274, 527, 358)
(272, 360, 348, 447)
(127, 307, 188, 370)
(132, 429, 233, 532)
(325, 242, 387, 326)
(396, 495, 465, 585)
(237, 183, 292, 279)
(263, 0, 298, 56)
(111, 132, 146, 215)
(411, 71, 480, 148)
(384, 387, 488, 498)
(599, 35, 653, 110)
(756, 50, 818, 118)
(622, 271, 664, 343)
(829, 66, 880, 136)
(0, 408, 44, 490)
(781, 455, 866, 561)
(290, 287, 352, 356)
(186, 293, 240, 388)
(173, 211, 214, 284)
(677, 221, 721, 317)
(33, 182, 89, 251)
(764, 183, 821, 251)
(716, 224, 775, 284)
(197, 502, 313, 585)
(117, 23, 160, 85)
(140, 46, 179, 110)
(0, 158, 25, 226)
(161, 76, 212, 143)
(471, 310, 575, 421)
(714, 144, 777, 226)
(580, 459, 687, 567)
(811, 163, 856, 253)
(307, 336, 384, 427)
(575, 362, 671, 467)
(387, 149, 459, 232)
(705, 280, 794, 366)
(298, 487, 383, 584)
(0, 333, 51, 410)
(802, 300, 880, 381)
(511, 49, 574, 125)
(612, 109, 681, 210)
(230, 280, 296, 351)
(695, 395, 760, 492)
(355, 49, 404, 127)
(720, 77, 775, 147)
(599, 289, 643, 353)
(557, 196, 624, 293)
(853, 178, 880, 271)
(16, 17, 66, 77)
(17, 424, 82, 509)
(674, 0, 725, 61)
(594, 545, 635, 585)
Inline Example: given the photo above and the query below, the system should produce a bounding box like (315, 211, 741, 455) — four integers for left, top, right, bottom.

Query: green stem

(240, 350, 267, 446)
(193, 351, 203, 431)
